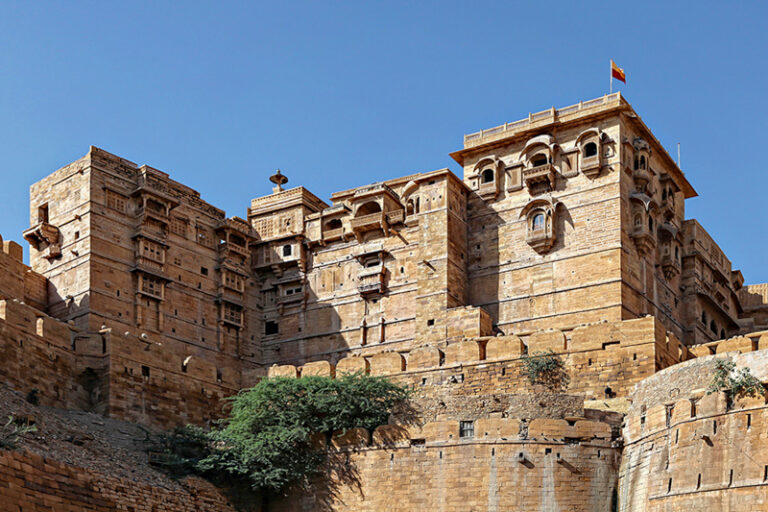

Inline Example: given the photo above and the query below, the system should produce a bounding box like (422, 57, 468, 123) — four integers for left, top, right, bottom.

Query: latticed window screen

(223, 303, 242, 325)
(170, 217, 187, 236)
(140, 275, 163, 299)
(106, 190, 126, 212)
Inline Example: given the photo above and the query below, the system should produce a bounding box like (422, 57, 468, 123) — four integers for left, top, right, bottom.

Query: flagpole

(609, 60, 613, 94)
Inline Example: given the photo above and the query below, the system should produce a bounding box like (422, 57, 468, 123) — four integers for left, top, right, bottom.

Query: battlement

(267, 316, 686, 399)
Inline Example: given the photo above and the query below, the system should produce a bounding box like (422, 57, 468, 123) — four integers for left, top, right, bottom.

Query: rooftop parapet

(462, 93, 625, 149)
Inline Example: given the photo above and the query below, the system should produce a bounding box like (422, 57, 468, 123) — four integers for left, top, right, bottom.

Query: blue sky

(1, 1, 766, 283)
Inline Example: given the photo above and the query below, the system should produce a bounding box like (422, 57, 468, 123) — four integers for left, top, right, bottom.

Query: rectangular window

(140, 275, 164, 299)
(140, 239, 165, 264)
(265, 320, 279, 335)
(459, 421, 474, 439)
(37, 204, 49, 223)
(105, 190, 126, 212)
(170, 217, 188, 237)
(223, 303, 242, 325)
(196, 226, 214, 248)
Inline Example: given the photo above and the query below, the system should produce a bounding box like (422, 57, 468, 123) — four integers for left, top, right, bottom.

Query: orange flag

(611, 60, 626, 83)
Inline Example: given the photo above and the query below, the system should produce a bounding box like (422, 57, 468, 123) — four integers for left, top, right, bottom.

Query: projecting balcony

(216, 286, 244, 306)
(322, 227, 345, 243)
(357, 265, 385, 296)
(632, 168, 651, 188)
(660, 252, 681, 280)
(386, 209, 405, 225)
(218, 240, 250, 258)
(23, 222, 61, 260)
(526, 229, 555, 253)
(661, 196, 675, 219)
(580, 155, 601, 178)
(351, 212, 385, 231)
(522, 164, 556, 192)
(630, 225, 656, 256)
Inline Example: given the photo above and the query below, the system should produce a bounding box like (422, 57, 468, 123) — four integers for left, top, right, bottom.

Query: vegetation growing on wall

(151, 373, 411, 498)
(0, 416, 36, 450)
(707, 359, 764, 403)
(521, 351, 570, 391)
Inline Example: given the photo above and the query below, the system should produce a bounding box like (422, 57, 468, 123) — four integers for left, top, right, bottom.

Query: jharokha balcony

(357, 265, 385, 296)
(23, 222, 61, 260)
(522, 163, 556, 192)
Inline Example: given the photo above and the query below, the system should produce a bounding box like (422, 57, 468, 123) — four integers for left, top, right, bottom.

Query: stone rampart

(268, 316, 684, 399)
(269, 416, 621, 512)
(619, 349, 768, 511)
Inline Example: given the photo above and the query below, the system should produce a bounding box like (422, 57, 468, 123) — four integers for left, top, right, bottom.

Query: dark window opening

(325, 218, 342, 230)
(201, 267, 208, 276)
(38, 204, 49, 223)
(459, 420, 474, 438)
(141, 365, 150, 378)
(282, 244, 292, 257)
(265, 321, 279, 335)
(710, 320, 717, 334)
(532, 213, 545, 231)
(531, 154, 548, 167)
(584, 142, 598, 157)
(481, 168, 494, 184)
(427, 319, 435, 326)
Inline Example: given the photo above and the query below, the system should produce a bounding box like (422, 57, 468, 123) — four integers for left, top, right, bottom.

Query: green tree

(707, 359, 764, 402)
(154, 373, 411, 496)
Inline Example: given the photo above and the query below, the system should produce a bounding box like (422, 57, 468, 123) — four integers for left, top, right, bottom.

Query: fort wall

(268, 315, 684, 399)
(619, 349, 768, 511)
(269, 417, 621, 512)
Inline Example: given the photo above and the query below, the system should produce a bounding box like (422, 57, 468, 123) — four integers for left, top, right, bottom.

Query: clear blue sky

(1, 1, 766, 283)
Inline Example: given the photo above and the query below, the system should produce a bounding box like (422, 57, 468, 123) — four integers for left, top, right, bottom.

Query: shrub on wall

(0, 416, 36, 450)
(707, 359, 764, 403)
(521, 351, 570, 392)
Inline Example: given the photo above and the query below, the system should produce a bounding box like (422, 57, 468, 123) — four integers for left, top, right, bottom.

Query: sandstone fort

(2, 92, 768, 510)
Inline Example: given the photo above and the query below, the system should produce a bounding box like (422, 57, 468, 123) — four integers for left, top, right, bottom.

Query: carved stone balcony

(218, 240, 250, 258)
(660, 252, 681, 280)
(23, 222, 61, 260)
(526, 229, 555, 253)
(217, 286, 244, 307)
(661, 197, 675, 219)
(350, 212, 390, 239)
(322, 227, 345, 243)
(580, 155, 601, 178)
(630, 225, 656, 256)
(135, 255, 164, 274)
(478, 180, 499, 200)
(386, 210, 405, 225)
(357, 265, 385, 296)
(632, 168, 651, 189)
(522, 164, 556, 192)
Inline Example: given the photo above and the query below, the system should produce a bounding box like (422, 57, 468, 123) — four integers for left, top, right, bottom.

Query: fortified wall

(1, 93, 768, 511)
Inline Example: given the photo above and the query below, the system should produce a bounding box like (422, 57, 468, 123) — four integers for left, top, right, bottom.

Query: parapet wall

(0, 237, 46, 311)
(270, 416, 620, 512)
(0, 297, 240, 428)
(619, 349, 768, 511)
(268, 316, 683, 399)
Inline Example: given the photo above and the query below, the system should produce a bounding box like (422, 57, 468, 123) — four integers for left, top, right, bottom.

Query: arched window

(701, 311, 707, 324)
(325, 218, 342, 230)
(282, 244, 292, 257)
(710, 320, 717, 334)
(674, 246, 679, 261)
(648, 216, 654, 231)
(639, 155, 646, 169)
(634, 156, 639, 170)
(531, 154, 548, 167)
(584, 142, 598, 158)
(357, 201, 382, 216)
(662, 189, 667, 201)
(720, 329, 726, 339)
(406, 200, 415, 216)
(481, 168, 495, 184)
(532, 213, 545, 231)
